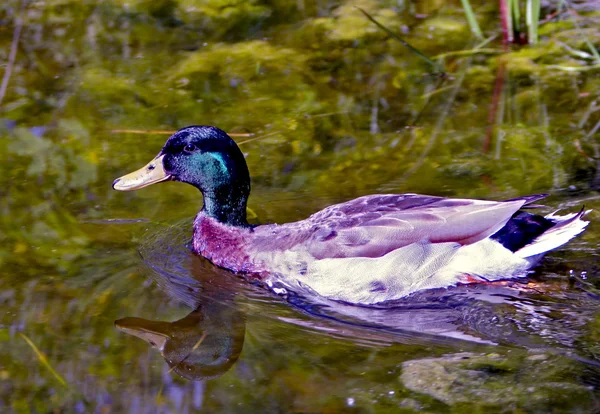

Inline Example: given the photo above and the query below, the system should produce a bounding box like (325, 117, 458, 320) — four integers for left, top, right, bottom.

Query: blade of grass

(571, 273, 600, 296)
(111, 129, 178, 134)
(586, 119, 600, 141)
(557, 40, 596, 60)
(460, 0, 484, 39)
(110, 129, 253, 137)
(474, 34, 499, 49)
(237, 130, 280, 145)
(526, 0, 540, 44)
(420, 83, 456, 99)
(548, 63, 600, 72)
(246, 206, 258, 219)
(509, 0, 520, 40)
(20, 333, 68, 387)
(393, 57, 471, 184)
(408, 75, 447, 126)
(0, 0, 26, 106)
(415, 35, 497, 126)
(433, 34, 503, 61)
(573, 138, 596, 161)
(560, 1, 600, 63)
(168, 332, 207, 374)
(356, 7, 446, 77)
(432, 48, 502, 59)
(493, 70, 509, 160)
(577, 100, 599, 129)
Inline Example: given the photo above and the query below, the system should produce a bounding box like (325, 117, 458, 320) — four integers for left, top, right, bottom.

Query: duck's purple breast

(192, 214, 265, 274)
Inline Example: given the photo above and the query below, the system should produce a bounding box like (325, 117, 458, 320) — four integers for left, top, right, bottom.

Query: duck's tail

(514, 208, 589, 259)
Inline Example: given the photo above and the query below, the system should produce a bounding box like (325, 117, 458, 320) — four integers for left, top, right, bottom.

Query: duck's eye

(184, 144, 197, 153)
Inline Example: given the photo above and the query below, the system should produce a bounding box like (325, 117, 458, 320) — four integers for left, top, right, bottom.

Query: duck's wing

(300, 194, 546, 259)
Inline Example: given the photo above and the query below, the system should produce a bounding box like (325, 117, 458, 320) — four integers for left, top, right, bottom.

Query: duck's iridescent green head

(113, 126, 250, 226)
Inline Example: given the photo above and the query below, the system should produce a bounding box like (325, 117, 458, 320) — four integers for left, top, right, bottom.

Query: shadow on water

(120, 219, 600, 384)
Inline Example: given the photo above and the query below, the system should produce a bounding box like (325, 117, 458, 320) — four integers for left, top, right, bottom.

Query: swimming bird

(113, 126, 589, 305)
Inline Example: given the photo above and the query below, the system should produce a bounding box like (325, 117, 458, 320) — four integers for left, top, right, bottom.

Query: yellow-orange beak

(113, 154, 171, 191)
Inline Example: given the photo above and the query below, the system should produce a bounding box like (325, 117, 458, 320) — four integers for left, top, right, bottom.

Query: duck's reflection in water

(115, 240, 248, 381)
(115, 302, 245, 381)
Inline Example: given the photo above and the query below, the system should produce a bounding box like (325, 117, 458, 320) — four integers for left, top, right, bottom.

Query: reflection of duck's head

(115, 302, 245, 381)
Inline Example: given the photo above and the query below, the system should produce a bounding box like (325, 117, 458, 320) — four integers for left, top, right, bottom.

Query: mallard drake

(113, 126, 589, 305)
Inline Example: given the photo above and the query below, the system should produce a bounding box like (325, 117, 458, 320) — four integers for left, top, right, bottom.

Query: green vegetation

(1, 0, 599, 412)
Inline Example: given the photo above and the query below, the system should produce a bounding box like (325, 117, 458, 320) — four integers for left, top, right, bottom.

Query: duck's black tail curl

(490, 212, 555, 252)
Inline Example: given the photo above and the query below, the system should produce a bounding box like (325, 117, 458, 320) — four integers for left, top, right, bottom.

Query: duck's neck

(201, 187, 249, 227)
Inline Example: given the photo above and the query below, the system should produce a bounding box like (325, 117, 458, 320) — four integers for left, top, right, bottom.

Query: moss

(308, 0, 403, 42)
(401, 352, 598, 411)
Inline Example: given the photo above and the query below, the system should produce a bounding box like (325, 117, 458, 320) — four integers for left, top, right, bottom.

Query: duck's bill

(115, 317, 169, 351)
(113, 154, 171, 191)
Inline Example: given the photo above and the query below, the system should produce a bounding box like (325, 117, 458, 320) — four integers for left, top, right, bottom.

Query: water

(1, 0, 600, 412)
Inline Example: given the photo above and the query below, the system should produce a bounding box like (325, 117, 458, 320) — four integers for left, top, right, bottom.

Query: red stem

(499, 0, 512, 47)
(483, 62, 506, 154)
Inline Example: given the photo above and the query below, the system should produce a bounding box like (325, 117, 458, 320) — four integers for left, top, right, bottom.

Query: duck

(113, 126, 589, 305)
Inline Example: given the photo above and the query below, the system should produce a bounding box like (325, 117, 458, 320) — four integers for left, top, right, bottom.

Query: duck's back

(255, 194, 532, 259)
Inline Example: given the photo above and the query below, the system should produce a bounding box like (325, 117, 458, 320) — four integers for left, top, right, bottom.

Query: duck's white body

(262, 210, 587, 304)
(193, 193, 589, 305)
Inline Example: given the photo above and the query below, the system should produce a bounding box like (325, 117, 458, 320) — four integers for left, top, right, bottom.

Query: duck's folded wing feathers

(302, 194, 535, 259)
